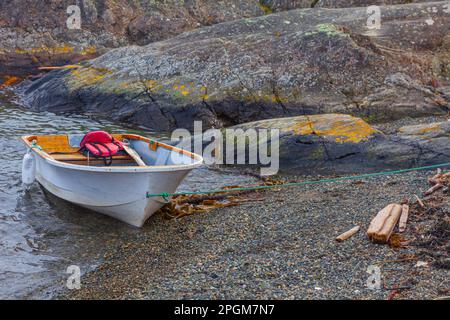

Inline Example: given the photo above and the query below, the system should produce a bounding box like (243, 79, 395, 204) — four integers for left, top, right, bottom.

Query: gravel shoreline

(60, 170, 449, 300)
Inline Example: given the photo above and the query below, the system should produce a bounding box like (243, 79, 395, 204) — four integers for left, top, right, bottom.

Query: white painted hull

(24, 135, 203, 227)
(35, 161, 190, 227)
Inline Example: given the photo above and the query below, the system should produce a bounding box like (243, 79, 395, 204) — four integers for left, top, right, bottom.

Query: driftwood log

(367, 204, 403, 243)
(424, 169, 449, 195)
(414, 194, 425, 208)
(336, 226, 360, 242)
(398, 204, 409, 233)
(424, 183, 444, 196)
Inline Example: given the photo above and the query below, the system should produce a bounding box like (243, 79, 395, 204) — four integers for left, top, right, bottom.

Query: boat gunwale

(21, 134, 203, 173)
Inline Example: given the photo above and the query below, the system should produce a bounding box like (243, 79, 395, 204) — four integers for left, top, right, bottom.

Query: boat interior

(22, 134, 197, 167)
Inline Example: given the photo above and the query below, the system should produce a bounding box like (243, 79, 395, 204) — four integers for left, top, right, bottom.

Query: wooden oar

(123, 145, 146, 166)
(38, 65, 80, 71)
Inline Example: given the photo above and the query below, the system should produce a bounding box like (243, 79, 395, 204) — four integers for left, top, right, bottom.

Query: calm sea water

(0, 92, 255, 299)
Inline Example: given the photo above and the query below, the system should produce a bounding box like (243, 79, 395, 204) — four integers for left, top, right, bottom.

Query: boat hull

(34, 152, 191, 227)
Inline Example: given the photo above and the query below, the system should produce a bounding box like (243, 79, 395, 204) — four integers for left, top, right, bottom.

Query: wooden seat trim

(51, 153, 132, 162)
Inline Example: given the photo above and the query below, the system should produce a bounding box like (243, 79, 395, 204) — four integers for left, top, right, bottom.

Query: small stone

(415, 261, 429, 268)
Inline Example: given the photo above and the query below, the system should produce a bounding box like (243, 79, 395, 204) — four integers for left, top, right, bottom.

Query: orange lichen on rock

(398, 122, 446, 136)
(418, 124, 442, 134)
(0, 76, 21, 89)
(286, 114, 379, 143)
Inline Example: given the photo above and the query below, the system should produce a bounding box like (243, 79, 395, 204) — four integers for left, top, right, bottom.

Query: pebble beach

(60, 170, 449, 300)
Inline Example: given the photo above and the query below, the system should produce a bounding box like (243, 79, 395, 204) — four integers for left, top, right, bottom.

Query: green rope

(146, 162, 450, 199)
(31, 141, 42, 151)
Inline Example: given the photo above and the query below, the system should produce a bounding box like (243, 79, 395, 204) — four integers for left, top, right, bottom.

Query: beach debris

(414, 194, 425, 208)
(398, 204, 409, 233)
(385, 283, 414, 300)
(405, 171, 449, 270)
(335, 226, 360, 242)
(415, 261, 429, 268)
(428, 169, 442, 185)
(386, 290, 399, 300)
(158, 183, 272, 219)
(434, 296, 450, 300)
(424, 169, 449, 196)
(424, 183, 444, 196)
(367, 204, 403, 243)
(161, 195, 265, 219)
(378, 255, 417, 266)
(388, 233, 410, 248)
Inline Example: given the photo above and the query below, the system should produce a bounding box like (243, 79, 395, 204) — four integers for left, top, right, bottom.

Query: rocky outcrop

(261, 0, 428, 10)
(230, 114, 450, 174)
(1, 1, 444, 77)
(315, 0, 429, 8)
(19, 2, 450, 131)
(1, 0, 287, 78)
(259, 0, 317, 11)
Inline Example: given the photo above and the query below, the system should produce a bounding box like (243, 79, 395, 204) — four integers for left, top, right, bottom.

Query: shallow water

(0, 92, 256, 299)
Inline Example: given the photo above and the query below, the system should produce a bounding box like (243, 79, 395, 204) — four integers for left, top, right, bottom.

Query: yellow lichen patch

(143, 80, 158, 89)
(258, 3, 273, 15)
(81, 46, 97, 55)
(200, 86, 209, 100)
(266, 93, 288, 104)
(118, 81, 130, 89)
(286, 114, 378, 143)
(15, 45, 75, 55)
(52, 45, 75, 55)
(117, 79, 207, 101)
(170, 82, 198, 98)
(70, 67, 112, 86)
(14, 45, 96, 56)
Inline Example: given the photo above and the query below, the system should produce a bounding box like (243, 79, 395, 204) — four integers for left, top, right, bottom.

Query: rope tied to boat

(146, 162, 450, 199)
(30, 140, 42, 151)
(160, 192, 171, 203)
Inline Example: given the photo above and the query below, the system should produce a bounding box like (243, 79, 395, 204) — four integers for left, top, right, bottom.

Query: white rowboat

(22, 134, 203, 227)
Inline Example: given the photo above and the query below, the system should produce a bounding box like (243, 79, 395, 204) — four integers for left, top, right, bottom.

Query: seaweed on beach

(156, 177, 287, 219)
(408, 192, 449, 270)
